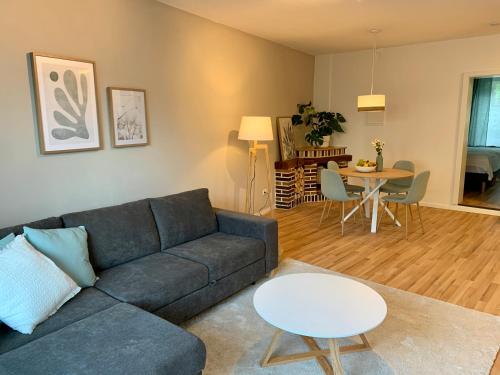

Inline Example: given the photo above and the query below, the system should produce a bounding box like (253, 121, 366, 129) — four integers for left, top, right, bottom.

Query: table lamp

(238, 116, 274, 214)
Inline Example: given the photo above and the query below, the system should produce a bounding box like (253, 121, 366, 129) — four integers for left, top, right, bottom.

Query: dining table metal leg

(394, 203, 399, 226)
(363, 178, 371, 218)
(370, 179, 380, 233)
(377, 201, 387, 230)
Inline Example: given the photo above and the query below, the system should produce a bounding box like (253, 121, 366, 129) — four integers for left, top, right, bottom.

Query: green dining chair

(320, 169, 364, 236)
(378, 170, 430, 239)
(327, 161, 365, 193)
(380, 160, 415, 194)
(325, 161, 365, 221)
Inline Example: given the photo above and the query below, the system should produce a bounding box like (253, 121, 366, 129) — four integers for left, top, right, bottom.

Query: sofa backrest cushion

(150, 188, 218, 250)
(61, 199, 160, 270)
(0, 217, 62, 239)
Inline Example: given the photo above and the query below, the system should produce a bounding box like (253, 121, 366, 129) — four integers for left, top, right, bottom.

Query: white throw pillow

(0, 235, 81, 334)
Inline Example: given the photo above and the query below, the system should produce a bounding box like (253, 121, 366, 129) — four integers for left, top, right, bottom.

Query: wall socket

(262, 188, 268, 196)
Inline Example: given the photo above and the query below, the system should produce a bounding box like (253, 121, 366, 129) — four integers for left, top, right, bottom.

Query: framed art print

(31, 53, 101, 154)
(276, 117, 296, 161)
(107, 87, 149, 148)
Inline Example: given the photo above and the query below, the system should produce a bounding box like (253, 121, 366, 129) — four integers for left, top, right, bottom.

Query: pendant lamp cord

(370, 33, 377, 95)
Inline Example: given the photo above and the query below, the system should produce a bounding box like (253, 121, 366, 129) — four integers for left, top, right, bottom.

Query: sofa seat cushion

(0, 303, 206, 375)
(95, 253, 208, 311)
(0, 288, 118, 354)
(62, 199, 160, 270)
(150, 188, 218, 249)
(165, 232, 266, 281)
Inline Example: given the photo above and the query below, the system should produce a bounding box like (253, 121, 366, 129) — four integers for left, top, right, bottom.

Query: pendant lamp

(358, 29, 385, 112)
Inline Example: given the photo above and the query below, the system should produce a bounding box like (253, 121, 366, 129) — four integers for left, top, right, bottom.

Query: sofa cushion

(150, 188, 218, 250)
(0, 217, 62, 239)
(23, 226, 97, 287)
(165, 232, 266, 281)
(0, 303, 206, 375)
(62, 199, 160, 270)
(0, 233, 14, 249)
(0, 288, 118, 354)
(95, 253, 208, 311)
(0, 235, 81, 335)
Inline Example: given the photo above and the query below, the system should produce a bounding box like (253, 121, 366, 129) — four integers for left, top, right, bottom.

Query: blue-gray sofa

(0, 188, 278, 374)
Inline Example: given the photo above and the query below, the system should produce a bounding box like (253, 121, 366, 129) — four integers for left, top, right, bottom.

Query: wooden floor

(273, 203, 500, 316)
(273, 203, 500, 374)
(462, 179, 500, 211)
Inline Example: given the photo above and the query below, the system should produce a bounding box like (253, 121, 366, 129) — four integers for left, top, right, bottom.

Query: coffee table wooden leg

(302, 337, 333, 375)
(328, 338, 345, 375)
(261, 329, 283, 366)
(360, 333, 371, 349)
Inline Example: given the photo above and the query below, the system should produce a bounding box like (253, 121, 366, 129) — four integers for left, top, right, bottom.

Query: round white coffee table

(253, 273, 387, 375)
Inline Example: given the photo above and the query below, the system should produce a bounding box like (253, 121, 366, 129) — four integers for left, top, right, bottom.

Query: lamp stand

(245, 140, 273, 215)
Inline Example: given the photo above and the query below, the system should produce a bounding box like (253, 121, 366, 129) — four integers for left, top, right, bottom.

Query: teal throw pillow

(23, 226, 96, 287)
(0, 233, 15, 249)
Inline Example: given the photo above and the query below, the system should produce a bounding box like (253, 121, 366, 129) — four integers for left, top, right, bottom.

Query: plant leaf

(291, 114, 303, 125)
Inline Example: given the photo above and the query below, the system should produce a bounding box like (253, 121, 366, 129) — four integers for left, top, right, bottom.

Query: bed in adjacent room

(465, 147, 500, 192)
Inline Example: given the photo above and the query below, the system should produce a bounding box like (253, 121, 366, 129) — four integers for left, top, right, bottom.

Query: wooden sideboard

(274, 147, 352, 209)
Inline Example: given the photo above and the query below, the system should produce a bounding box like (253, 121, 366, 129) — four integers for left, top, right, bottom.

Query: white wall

(0, 0, 314, 227)
(314, 34, 500, 206)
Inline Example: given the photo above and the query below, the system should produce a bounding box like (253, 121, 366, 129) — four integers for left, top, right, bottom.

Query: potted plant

(291, 102, 346, 147)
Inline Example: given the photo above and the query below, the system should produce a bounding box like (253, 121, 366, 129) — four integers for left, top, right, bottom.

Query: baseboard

(420, 201, 500, 217)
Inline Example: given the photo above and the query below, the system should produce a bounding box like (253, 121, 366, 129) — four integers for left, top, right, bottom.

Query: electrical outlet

(262, 188, 268, 196)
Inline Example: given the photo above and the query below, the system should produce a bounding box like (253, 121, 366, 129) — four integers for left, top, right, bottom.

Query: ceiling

(158, 0, 500, 55)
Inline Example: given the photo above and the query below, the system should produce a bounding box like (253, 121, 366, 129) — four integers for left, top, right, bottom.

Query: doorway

(456, 73, 500, 211)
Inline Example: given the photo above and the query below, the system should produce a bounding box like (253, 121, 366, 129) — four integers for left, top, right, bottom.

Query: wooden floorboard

(272, 203, 500, 316)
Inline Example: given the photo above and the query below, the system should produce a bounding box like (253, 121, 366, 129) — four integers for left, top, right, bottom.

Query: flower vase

(376, 154, 383, 172)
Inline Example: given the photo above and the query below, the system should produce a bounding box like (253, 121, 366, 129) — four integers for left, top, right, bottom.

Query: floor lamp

(238, 116, 274, 215)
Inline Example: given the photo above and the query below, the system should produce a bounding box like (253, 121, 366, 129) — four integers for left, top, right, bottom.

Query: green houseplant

(291, 102, 346, 147)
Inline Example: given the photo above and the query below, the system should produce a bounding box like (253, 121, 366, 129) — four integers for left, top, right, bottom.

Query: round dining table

(338, 167, 414, 233)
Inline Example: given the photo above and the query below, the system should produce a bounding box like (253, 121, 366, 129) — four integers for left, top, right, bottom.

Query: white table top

(253, 273, 387, 339)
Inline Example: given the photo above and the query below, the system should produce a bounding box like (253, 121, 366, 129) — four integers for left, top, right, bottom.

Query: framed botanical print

(31, 52, 101, 154)
(107, 87, 149, 148)
(276, 117, 297, 161)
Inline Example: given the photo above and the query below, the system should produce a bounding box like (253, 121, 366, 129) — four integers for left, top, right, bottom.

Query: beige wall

(0, 0, 314, 227)
(314, 34, 500, 207)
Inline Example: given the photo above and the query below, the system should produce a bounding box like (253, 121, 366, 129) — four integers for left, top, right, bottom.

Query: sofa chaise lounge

(0, 188, 278, 374)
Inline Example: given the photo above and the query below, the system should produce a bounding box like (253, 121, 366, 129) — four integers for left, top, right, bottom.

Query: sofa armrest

(214, 209, 278, 273)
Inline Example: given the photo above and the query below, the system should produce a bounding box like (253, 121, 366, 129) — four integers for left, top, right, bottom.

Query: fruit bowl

(355, 165, 376, 173)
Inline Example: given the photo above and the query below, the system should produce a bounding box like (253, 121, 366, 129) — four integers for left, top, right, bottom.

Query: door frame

(452, 69, 500, 206)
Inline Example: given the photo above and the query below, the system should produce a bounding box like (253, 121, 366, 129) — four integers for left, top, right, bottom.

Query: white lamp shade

(238, 116, 274, 141)
(357, 95, 386, 112)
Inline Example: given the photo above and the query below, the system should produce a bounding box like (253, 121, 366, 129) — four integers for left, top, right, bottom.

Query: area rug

(183, 259, 500, 375)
